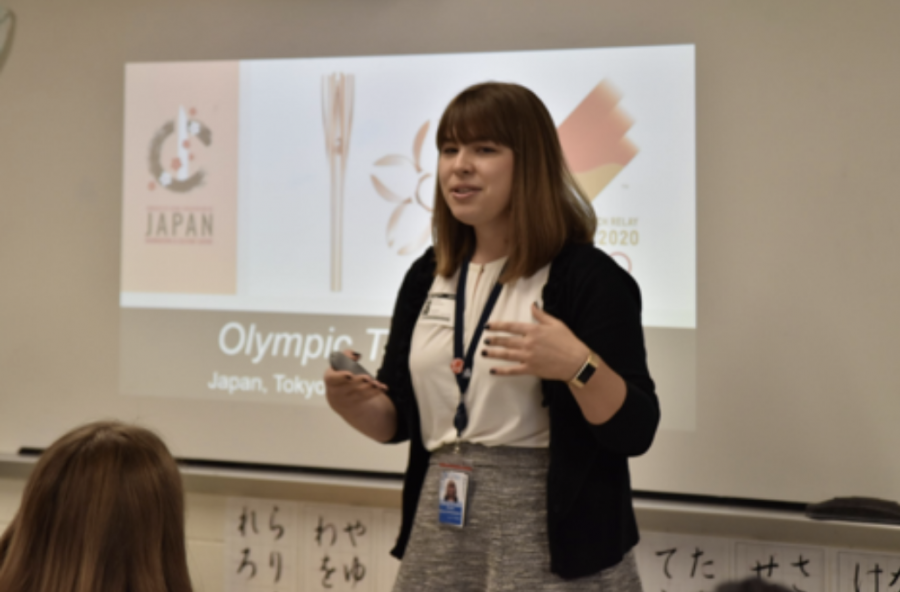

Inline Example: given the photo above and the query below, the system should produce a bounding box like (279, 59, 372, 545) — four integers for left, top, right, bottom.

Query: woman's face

(438, 139, 514, 233)
(446, 481, 457, 498)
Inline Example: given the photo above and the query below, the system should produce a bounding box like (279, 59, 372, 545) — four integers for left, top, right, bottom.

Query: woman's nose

(452, 148, 473, 173)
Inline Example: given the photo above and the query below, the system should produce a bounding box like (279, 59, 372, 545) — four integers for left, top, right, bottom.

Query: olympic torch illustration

(322, 73, 355, 292)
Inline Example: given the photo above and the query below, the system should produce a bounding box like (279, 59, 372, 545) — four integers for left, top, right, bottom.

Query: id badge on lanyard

(438, 462, 472, 528)
(437, 257, 504, 528)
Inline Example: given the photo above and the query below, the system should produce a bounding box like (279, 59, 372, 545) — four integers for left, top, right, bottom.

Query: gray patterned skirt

(392, 442, 643, 592)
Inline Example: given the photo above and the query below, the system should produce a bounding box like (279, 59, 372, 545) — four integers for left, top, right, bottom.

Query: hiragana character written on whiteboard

(343, 556, 366, 588)
(656, 547, 677, 579)
(238, 507, 259, 537)
(855, 562, 891, 592)
(269, 551, 282, 583)
(792, 555, 811, 578)
(269, 505, 285, 541)
(316, 516, 338, 547)
(237, 548, 257, 579)
(320, 554, 337, 589)
(343, 520, 367, 547)
(752, 556, 780, 579)
(691, 547, 715, 579)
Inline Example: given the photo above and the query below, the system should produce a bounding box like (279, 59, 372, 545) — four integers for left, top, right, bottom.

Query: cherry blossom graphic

(371, 121, 433, 255)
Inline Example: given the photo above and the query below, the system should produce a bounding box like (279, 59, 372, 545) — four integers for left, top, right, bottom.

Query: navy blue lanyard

(452, 258, 505, 438)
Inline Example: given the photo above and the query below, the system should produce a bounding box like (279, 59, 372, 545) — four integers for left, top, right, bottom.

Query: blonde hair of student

(432, 81, 597, 283)
(0, 421, 193, 592)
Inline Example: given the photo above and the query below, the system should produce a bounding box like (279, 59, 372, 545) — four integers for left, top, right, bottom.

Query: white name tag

(421, 293, 455, 324)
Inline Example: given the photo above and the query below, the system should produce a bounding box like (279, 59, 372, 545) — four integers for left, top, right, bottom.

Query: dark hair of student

(432, 81, 597, 283)
(0, 421, 193, 592)
(715, 578, 793, 592)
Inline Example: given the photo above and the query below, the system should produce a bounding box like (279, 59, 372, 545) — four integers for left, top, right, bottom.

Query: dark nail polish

(483, 338, 491, 345)
(489, 369, 496, 375)
(484, 323, 491, 330)
(481, 350, 487, 357)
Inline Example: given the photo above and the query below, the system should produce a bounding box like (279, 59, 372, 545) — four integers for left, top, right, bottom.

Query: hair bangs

(436, 87, 514, 148)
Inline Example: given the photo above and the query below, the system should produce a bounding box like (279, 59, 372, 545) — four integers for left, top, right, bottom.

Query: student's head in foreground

(0, 420, 192, 592)
(716, 578, 792, 592)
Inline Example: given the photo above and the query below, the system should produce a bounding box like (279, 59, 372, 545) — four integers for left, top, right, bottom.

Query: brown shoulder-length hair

(433, 82, 597, 282)
(0, 421, 192, 592)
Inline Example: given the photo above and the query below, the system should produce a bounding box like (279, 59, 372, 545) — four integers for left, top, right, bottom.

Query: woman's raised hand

(481, 303, 589, 381)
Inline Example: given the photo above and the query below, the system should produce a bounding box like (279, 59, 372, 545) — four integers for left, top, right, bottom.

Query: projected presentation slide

(119, 45, 696, 408)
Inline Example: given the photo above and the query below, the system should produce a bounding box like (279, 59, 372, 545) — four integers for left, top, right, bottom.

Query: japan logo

(147, 105, 212, 193)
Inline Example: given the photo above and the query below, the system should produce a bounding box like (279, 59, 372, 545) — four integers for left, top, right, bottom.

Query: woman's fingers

(487, 363, 530, 376)
(484, 320, 531, 335)
(325, 362, 387, 392)
(325, 372, 386, 408)
(352, 374, 388, 392)
(483, 334, 527, 349)
(323, 367, 352, 385)
(482, 345, 526, 363)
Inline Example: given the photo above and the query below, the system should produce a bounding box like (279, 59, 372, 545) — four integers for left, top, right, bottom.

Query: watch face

(570, 354, 598, 387)
(577, 363, 597, 385)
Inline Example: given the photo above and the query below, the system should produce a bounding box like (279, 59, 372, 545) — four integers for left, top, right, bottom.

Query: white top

(409, 257, 552, 451)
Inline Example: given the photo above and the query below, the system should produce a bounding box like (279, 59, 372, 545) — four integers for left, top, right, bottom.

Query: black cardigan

(376, 242, 660, 579)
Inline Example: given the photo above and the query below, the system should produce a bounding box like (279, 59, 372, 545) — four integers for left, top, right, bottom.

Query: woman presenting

(325, 82, 659, 590)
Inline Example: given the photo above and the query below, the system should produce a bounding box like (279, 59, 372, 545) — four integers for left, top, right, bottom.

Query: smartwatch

(568, 351, 600, 388)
